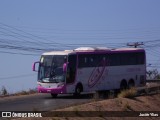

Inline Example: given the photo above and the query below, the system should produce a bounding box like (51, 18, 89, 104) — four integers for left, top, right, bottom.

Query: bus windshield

(38, 55, 66, 83)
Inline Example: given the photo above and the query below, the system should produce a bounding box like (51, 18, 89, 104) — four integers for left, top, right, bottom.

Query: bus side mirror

(32, 61, 40, 72)
(63, 62, 69, 73)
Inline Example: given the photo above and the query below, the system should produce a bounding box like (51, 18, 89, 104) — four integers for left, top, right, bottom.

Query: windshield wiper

(49, 77, 59, 83)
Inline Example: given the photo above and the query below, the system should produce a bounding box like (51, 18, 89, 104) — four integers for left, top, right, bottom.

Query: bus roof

(42, 50, 75, 55)
(42, 47, 144, 55)
(114, 47, 144, 51)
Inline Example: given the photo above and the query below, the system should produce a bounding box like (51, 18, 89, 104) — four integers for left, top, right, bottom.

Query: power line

(0, 73, 36, 80)
(0, 50, 40, 56)
(0, 22, 160, 59)
(0, 22, 67, 47)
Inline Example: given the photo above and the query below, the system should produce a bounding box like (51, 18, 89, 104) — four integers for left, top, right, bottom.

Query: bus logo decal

(88, 61, 106, 88)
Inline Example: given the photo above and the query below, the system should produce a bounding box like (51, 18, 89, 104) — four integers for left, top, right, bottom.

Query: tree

(146, 69, 160, 79)
(1, 86, 8, 96)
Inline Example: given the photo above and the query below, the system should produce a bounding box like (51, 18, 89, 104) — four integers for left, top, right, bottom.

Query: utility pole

(127, 42, 144, 48)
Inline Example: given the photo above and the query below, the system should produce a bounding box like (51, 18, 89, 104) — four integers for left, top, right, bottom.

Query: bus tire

(128, 79, 135, 89)
(74, 83, 83, 96)
(51, 93, 58, 98)
(120, 80, 127, 91)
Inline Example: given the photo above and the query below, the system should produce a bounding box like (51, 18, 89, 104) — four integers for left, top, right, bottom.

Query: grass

(14, 89, 37, 96)
(0, 86, 37, 97)
(118, 88, 137, 98)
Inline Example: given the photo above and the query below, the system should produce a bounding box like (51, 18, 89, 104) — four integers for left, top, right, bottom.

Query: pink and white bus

(33, 47, 146, 97)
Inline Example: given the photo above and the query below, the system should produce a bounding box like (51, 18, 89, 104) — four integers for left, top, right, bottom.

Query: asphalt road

(0, 93, 93, 111)
(1, 82, 159, 112)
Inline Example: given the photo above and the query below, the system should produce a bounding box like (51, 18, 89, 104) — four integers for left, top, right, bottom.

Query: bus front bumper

(37, 85, 66, 94)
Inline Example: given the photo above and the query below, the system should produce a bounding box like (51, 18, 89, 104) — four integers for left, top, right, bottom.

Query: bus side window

(78, 55, 88, 68)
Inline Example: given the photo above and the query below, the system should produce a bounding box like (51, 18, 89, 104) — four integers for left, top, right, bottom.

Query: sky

(0, 0, 160, 93)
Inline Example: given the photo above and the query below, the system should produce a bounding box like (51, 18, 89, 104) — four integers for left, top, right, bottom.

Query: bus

(32, 47, 146, 97)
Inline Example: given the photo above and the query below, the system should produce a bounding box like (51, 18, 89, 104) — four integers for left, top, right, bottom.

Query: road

(0, 93, 93, 111)
(0, 82, 159, 112)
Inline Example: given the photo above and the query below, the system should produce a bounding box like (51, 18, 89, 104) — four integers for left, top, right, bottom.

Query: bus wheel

(128, 79, 135, 89)
(74, 84, 83, 96)
(51, 93, 58, 98)
(120, 80, 127, 91)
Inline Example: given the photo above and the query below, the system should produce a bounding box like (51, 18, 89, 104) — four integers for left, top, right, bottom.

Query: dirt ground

(11, 93, 160, 120)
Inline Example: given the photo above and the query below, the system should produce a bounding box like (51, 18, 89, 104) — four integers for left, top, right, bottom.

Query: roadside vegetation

(14, 89, 37, 96)
(0, 86, 8, 96)
(118, 88, 137, 98)
(0, 86, 37, 97)
(146, 69, 160, 79)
